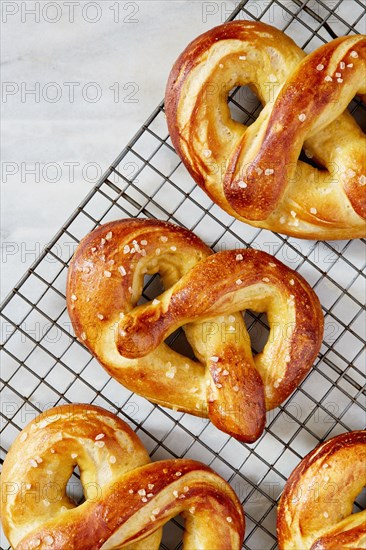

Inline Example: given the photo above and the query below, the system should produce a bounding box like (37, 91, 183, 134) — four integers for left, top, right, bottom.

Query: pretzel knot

(165, 20, 366, 240)
(0, 404, 244, 550)
(277, 430, 366, 549)
(67, 219, 323, 443)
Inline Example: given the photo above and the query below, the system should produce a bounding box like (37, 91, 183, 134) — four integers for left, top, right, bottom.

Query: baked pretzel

(0, 404, 245, 549)
(67, 219, 323, 443)
(165, 21, 366, 240)
(277, 430, 366, 549)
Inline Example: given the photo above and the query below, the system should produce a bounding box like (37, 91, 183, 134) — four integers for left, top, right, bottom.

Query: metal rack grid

(1, 1, 365, 548)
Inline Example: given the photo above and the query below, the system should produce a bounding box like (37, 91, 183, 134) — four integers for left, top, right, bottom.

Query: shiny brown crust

(165, 20, 366, 239)
(0, 404, 244, 550)
(67, 218, 323, 443)
(277, 431, 366, 549)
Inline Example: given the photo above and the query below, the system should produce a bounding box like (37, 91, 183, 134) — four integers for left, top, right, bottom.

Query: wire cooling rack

(1, 1, 365, 548)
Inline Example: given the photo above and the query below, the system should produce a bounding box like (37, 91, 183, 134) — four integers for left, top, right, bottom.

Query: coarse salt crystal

(118, 266, 126, 276)
(226, 517, 233, 523)
(236, 254, 243, 261)
(262, 277, 270, 283)
(71, 294, 77, 301)
(359, 175, 366, 185)
(340, 61, 345, 69)
(175, 471, 182, 477)
(236, 279, 242, 285)
(289, 279, 295, 286)
(97, 313, 104, 320)
(152, 299, 160, 306)
(265, 168, 274, 176)
(138, 489, 146, 496)
(106, 232, 112, 241)
(324, 75, 332, 82)
(160, 236, 168, 242)
(310, 207, 317, 214)
(238, 180, 247, 188)
(170, 246, 177, 251)
(104, 270, 112, 278)
(210, 356, 219, 362)
(239, 55, 246, 60)
(316, 64, 324, 71)
(71, 453, 78, 459)
(203, 149, 212, 158)
(350, 51, 358, 58)
(298, 113, 306, 122)
(95, 441, 105, 448)
(95, 433, 105, 440)
(109, 456, 116, 464)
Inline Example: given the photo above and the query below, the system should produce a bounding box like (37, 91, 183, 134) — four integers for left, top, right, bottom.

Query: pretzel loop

(0, 405, 245, 549)
(67, 219, 323, 443)
(165, 21, 366, 239)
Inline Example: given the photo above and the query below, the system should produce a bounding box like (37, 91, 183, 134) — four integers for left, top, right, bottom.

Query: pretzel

(165, 20, 366, 240)
(0, 404, 245, 549)
(277, 430, 366, 549)
(67, 219, 323, 443)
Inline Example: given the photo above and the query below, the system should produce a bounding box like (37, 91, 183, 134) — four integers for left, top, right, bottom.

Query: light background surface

(2, 0, 237, 299)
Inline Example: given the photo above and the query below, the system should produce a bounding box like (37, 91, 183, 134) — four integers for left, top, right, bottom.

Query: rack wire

(1, 1, 365, 548)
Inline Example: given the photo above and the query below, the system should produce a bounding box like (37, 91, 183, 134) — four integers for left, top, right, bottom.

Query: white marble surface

(1, 0, 239, 300)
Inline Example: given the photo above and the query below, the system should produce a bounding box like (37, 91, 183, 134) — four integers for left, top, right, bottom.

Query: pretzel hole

(165, 328, 196, 361)
(227, 85, 262, 125)
(66, 466, 85, 506)
(353, 486, 366, 513)
(349, 96, 366, 127)
(245, 311, 270, 355)
(138, 273, 165, 306)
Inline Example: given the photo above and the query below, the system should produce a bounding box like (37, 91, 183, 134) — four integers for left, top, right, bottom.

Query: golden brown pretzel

(0, 404, 245, 549)
(67, 219, 323, 443)
(165, 20, 366, 240)
(277, 430, 366, 549)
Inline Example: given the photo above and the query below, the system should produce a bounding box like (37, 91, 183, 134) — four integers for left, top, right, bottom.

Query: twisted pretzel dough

(67, 219, 323, 442)
(165, 21, 366, 240)
(0, 404, 244, 549)
(277, 430, 366, 549)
